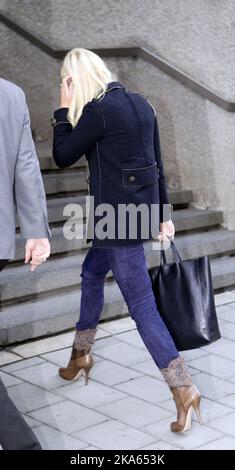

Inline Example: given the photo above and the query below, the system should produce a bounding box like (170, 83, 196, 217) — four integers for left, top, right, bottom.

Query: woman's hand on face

(60, 75, 74, 108)
(157, 220, 175, 242)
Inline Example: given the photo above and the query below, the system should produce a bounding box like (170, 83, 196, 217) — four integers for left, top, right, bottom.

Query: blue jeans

(76, 244, 179, 369)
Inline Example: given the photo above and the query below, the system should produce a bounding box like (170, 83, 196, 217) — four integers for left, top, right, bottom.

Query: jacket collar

(106, 81, 126, 91)
(96, 81, 126, 102)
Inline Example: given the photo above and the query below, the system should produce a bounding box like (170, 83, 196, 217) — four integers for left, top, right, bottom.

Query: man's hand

(25, 238, 51, 272)
(157, 220, 175, 242)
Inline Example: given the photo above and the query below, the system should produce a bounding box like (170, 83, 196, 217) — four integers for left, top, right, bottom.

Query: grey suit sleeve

(14, 98, 51, 239)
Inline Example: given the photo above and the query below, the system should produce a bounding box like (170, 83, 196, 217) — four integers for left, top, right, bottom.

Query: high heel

(170, 384, 202, 433)
(84, 367, 91, 386)
(192, 394, 203, 424)
(59, 347, 94, 383)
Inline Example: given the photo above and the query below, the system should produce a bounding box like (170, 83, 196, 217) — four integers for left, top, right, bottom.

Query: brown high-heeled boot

(160, 357, 202, 433)
(59, 347, 94, 384)
(59, 328, 96, 384)
(170, 384, 202, 432)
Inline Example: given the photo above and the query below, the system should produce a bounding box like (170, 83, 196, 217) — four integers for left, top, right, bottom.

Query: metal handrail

(0, 12, 234, 112)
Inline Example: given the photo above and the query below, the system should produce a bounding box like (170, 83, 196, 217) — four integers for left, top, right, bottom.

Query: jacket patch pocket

(122, 162, 159, 187)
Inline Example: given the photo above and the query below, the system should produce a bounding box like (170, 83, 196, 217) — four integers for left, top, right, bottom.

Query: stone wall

(1, 0, 234, 99)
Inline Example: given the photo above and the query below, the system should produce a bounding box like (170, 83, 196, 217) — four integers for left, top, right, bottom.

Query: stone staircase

(0, 141, 235, 346)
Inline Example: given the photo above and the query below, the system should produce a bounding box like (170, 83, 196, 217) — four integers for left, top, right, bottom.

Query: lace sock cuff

(160, 357, 192, 388)
(74, 328, 97, 351)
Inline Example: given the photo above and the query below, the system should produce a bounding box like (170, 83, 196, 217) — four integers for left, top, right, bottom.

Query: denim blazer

(52, 81, 169, 247)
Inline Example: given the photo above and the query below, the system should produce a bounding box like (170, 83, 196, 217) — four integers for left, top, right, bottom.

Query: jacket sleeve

(52, 100, 104, 168)
(14, 95, 51, 239)
(152, 109, 170, 223)
(153, 113, 169, 204)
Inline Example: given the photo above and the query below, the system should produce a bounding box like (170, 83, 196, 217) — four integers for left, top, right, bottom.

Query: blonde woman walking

(52, 48, 201, 433)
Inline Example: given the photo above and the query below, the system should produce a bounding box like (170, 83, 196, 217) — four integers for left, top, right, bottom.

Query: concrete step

(44, 189, 193, 209)
(172, 207, 223, 231)
(35, 140, 193, 207)
(168, 188, 193, 207)
(210, 255, 235, 290)
(16, 195, 86, 228)
(0, 282, 122, 345)
(45, 198, 223, 229)
(42, 168, 194, 204)
(15, 219, 234, 262)
(3, 227, 235, 303)
(43, 170, 88, 195)
(1, 251, 235, 345)
(16, 194, 223, 229)
(35, 141, 87, 170)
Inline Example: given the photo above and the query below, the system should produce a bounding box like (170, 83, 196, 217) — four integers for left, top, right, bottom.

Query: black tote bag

(148, 241, 221, 351)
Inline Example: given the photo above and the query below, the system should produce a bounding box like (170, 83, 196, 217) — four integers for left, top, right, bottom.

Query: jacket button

(129, 175, 136, 182)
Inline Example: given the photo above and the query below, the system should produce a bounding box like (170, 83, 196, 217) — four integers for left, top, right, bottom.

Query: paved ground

(1, 290, 235, 450)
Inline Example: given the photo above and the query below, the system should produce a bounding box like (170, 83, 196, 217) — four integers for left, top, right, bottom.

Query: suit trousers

(0, 259, 41, 450)
(76, 244, 179, 369)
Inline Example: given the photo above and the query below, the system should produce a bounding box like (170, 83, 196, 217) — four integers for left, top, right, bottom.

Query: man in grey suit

(0, 78, 51, 450)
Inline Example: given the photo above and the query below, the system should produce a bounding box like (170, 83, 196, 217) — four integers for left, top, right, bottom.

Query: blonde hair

(61, 48, 116, 127)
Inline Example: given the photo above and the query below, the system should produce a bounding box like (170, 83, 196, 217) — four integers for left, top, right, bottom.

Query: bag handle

(160, 238, 182, 266)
